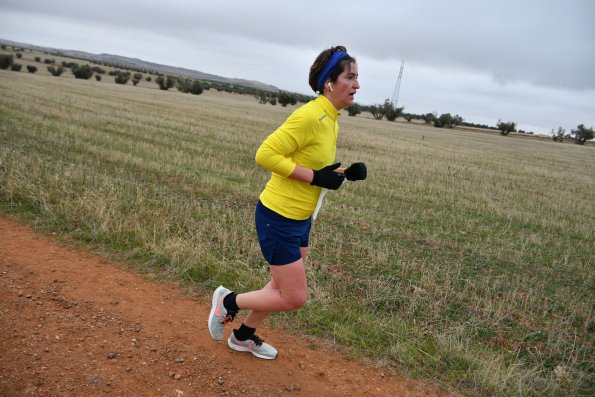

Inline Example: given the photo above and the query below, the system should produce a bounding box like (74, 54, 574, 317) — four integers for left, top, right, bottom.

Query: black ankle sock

(234, 324, 256, 341)
(223, 292, 239, 313)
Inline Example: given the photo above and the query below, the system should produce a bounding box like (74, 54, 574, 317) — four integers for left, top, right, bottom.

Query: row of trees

(255, 91, 312, 107)
(494, 120, 592, 145)
(352, 99, 465, 129)
(345, 96, 593, 145)
(551, 124, 595, 145)
(0, 53, 206, 96)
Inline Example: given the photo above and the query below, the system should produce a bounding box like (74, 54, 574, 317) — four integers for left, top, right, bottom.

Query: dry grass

(1, 67, 593, 397)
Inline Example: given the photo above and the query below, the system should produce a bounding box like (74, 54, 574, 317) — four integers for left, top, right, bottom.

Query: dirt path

(0, 215, 454, 397)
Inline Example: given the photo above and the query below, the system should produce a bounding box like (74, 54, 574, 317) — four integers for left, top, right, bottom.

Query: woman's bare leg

(240, 248, 308, 328)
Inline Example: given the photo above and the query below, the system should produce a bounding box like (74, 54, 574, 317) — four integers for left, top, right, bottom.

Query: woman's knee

(284, 290, 308, 310)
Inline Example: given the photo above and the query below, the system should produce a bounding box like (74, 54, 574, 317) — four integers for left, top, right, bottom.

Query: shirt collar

(315, 95, 340, 121)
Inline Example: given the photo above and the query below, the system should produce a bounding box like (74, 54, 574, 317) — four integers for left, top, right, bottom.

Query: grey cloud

(4, 0, 594, 91)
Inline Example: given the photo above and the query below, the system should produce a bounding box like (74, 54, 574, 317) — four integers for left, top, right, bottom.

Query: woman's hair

(308, 45, 357, 93)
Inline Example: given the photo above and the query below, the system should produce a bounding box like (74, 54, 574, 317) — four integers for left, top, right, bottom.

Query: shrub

(369, 104, 384, 120)
(145, 76, 152, 82)
(0, 54, 14, 69)
(16, 52, 23, 59)
(11, 63, 22, 71)
(570, 124, 594, 145)
(132, 73, 143, 86)
(452, 114, 464, 126)
(423, 113, 436, 124)
(383, 99, 404, 121)
(347, 103, 362, 116)
(95, 74, 102, 81)
(496, 120, 516, 135)
(73, 64, 93, 79)
(35, 56, 41, 62)
(44, 58, 55, 64)
(552, 127, 566, 142)
(115, 72, 130, 85)
(26, 65, 37, 73)
(47, 65, 64, 76)
(278, 92, 297, 107)
(62, 61, 79, 69)
(435, 113, 454, 128)
(189, 80, 203, 95)
(156, 75, 175, 90)
(176, 78, 190, 92)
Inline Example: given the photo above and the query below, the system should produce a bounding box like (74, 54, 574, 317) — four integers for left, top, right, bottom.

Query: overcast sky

(1, 0, 594, 135)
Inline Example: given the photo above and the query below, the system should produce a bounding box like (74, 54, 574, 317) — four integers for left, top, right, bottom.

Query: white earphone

(327, 82, 333, 92)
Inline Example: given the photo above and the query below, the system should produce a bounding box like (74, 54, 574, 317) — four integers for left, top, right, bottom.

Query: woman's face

(326, 62, 359, 110)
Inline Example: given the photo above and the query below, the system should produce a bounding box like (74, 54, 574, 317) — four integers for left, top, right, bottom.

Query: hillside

(0, 38, 280, 92)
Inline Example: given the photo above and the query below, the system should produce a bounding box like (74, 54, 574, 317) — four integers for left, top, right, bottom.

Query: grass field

(1, 68, 593, 397)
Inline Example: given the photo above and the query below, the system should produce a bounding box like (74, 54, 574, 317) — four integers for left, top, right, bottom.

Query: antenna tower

(391, 60, 405, 107)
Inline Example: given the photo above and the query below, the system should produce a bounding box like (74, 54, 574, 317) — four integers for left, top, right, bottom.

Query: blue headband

(316, 51, 350, 93)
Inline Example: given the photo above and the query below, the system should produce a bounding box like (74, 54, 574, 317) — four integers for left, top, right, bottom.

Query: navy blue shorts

(255, 201, 312, 266)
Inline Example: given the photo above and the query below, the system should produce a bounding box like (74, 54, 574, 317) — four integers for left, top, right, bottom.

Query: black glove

(344, 162, 367, 181)
(311, 163, 345, 190)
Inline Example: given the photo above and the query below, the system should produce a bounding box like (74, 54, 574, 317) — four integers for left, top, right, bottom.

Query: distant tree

(34, 56, 41, 62)
(552, 126, 566, 142)
(26, 65, 37, 73)
(381, 99, 403, 121)
(347, 103, 362, 116)
(496, 120, 516, 135)
(189, 80, 203, 95)
(0, 54, 14, 69)
(11, 63, 22, 71)
(145, 76, 152, 82)
(15, 52, 22, 59)
(176, 78, 191, 92)
(452, 114, 464, 127)
(62, 61, 79, 70)
(47, 65, 64, 76)
(278, 91, 297, 107)
(44, 58, 55, 65)
(268, 97, 277, 106)
(435, 113, 453, 128)
(95, 74, 102, 81)
(369, 104, 385, 120)
(422, 113, 435, 125)
(115, 71, 130, 84)
(73, 64, 93, 79)
(131, 73, 142, 86)
(570, 124, 594, 145)
(156, 75, 175, 90)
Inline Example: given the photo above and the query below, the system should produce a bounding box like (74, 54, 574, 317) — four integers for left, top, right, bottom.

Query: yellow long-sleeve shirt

(255, 95, 339, 220)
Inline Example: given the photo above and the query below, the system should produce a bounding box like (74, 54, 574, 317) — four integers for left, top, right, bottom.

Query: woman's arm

(288, 165, 314, 183)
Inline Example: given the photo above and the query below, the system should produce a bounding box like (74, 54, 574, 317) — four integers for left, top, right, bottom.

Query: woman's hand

(344, 162, 367, 181)
(310, 163, 345, 190)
